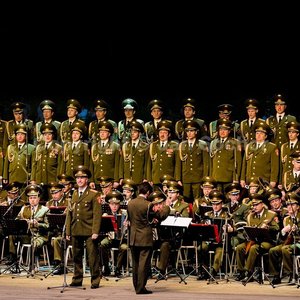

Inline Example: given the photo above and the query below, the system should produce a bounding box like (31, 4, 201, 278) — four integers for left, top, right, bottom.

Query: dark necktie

(189, 143, 193, 151)
(18, 144, 22, 151)
(278, 115, 282, 123)
(250, 120, 253, 128)
(221, 139, 225, 144)
(102, 142, 105, 148)
(69, 121, 73, 126)
(132, 143, 136, 150)
(291, 143, 294, 149)
(215, 213, 218, 218)
(79, 191, 83, 198)
(72, 143, 76, 150)
(46, 143, 49, 149)
(161, 142, 165, 148)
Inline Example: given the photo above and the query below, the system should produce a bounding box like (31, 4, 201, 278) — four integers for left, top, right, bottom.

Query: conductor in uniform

(66, 165, 102, 289)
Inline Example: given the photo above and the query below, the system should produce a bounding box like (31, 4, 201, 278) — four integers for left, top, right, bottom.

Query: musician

(121, 178, 136, 205)
(46, 182, 69, 275)
(235, 193, 279, 282)
(155, 184, 187, 275)
(99, 190, 125, 276)
(0, 182, 26, 207)
(242, 177, 260, 205)
(193, 176, 216, 215)
(282, 150, 300, 192)
(159, 174, 176, 193)
(266, 188, 287, 229)
(96, 176, 114, 204)
(57, 173, 75, 202)
(199, 189, 231, 278)
(9, 184, 49, 264)
(224, 183, 250, 248)
(269, 192, 300, 284)
(66, 165, 101, 289)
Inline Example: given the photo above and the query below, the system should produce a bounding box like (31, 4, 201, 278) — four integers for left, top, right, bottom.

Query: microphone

(0, 176, 2, 190)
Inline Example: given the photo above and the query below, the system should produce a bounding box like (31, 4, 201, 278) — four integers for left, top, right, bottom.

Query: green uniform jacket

(3, 143, 35, 183)
(60, 141, 90, 178)
(90, 141, 120, 183)
(16, 204, 49, 240)
(209, 120, 240, 140)
(6, 119, 34, 145)
(240, 118, 265, 144)
(144, 120, 160, 144)
(120, 140, 149, 184)
(60, 118, 85, 144)
(117, 118, 144, 145)
(266, 114, 297, 148)
(175, 118, 207, 141)
(210, 137, 242, 182)
(66, 188, 101, 237)
(279, 141, 300, 184)
(147, 140, 178, 184)
(282, 170, 300, 192)
(277, 212, 300, 244)
(31, 142, 62, 184)
(176, 140, 209, 183)
(88, 118, 118, 145)
(170, 200, 190, 218)
(34, 120, 61, 145)
(241, 141, 279, 184)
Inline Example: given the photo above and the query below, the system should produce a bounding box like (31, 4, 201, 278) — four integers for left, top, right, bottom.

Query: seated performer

(235, 193, 279, 282)
(269, 192, 300, 284)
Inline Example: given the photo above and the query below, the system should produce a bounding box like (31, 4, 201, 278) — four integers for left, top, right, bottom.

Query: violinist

(269, 192, 300, 284)
(235, 193, 279, 282)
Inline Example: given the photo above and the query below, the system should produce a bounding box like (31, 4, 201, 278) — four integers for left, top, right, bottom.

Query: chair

(176, 239, 198, 276)
(19, 243, 50, 269)
(65, 244, 88, 274)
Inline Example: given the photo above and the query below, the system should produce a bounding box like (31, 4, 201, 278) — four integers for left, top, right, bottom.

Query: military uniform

(241, 141, 279, 184)
(66, 166, 102, 287)
(60, 118, 85, 144)
(147, 140, 178, 185)
(235, 194, 279, 279)
(35, 120, 61, 145)
(175, 118, 207, 141)
(31, 141, 62, 185)
(240, 118, 265, 144)
(268, 194, 300, 283)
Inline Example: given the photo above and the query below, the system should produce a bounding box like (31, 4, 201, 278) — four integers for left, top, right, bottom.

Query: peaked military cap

(122, 178, 136, 191)
(11, 102, 25, 113)
(130, 120, 145, 133)
(122, 98, 137, 110)
(183, 119, 200, 131)
(97, 176, 114, 187)
(200, 176, 216, 188)
(217, 118, 232, 130)
(225, 183, 242, 195)
(182, 98, 196, 109)
(266, 188, 282, 201)
(253, 121, 271, 135)
(160, 174, 176, 186)
(148, 191, 166, 205)
(250, 193, 264, 205)
(245, 98, 259, 109)
(40, 99, 55, 111)
(218, 104, 233, 115)
(285, 192, 300, 205)
(14, 123, 28, 134)
(209, 189, 224, 204)
(57, 174, 74, 185)
(71, 121, 86, 134)
(94, 99, 109, 111)
(67, 98, 82, 113)
(40, 122, 57, 134)
(148, 99, 164, 111)
(105, 190, 123, 204)
(98, 120, 114, 134)
(248, 177, 260, 188)
(49, 182, 64, 194)
(167, 181, 181, 193)
(5, 181, 22, 193)
(273, 94, 286, 105)
(25, 184, 42, 197)
(73, 165, 92, 178)
(290, 150, 300, 162)
(286, 121, 300, 132)
(157, 120, 173, 131)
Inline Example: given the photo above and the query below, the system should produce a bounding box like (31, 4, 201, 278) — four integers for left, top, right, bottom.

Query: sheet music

(161, 216, 192, 227)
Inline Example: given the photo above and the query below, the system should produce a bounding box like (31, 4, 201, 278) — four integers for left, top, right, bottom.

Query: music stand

(242, 226, 274, 287)
(0, 219, 30, 275)
(0, 206, 22, 220)
(155, 216, 192, 284)
(44, 214, 70, 278)
(184, 223, 220, 284)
